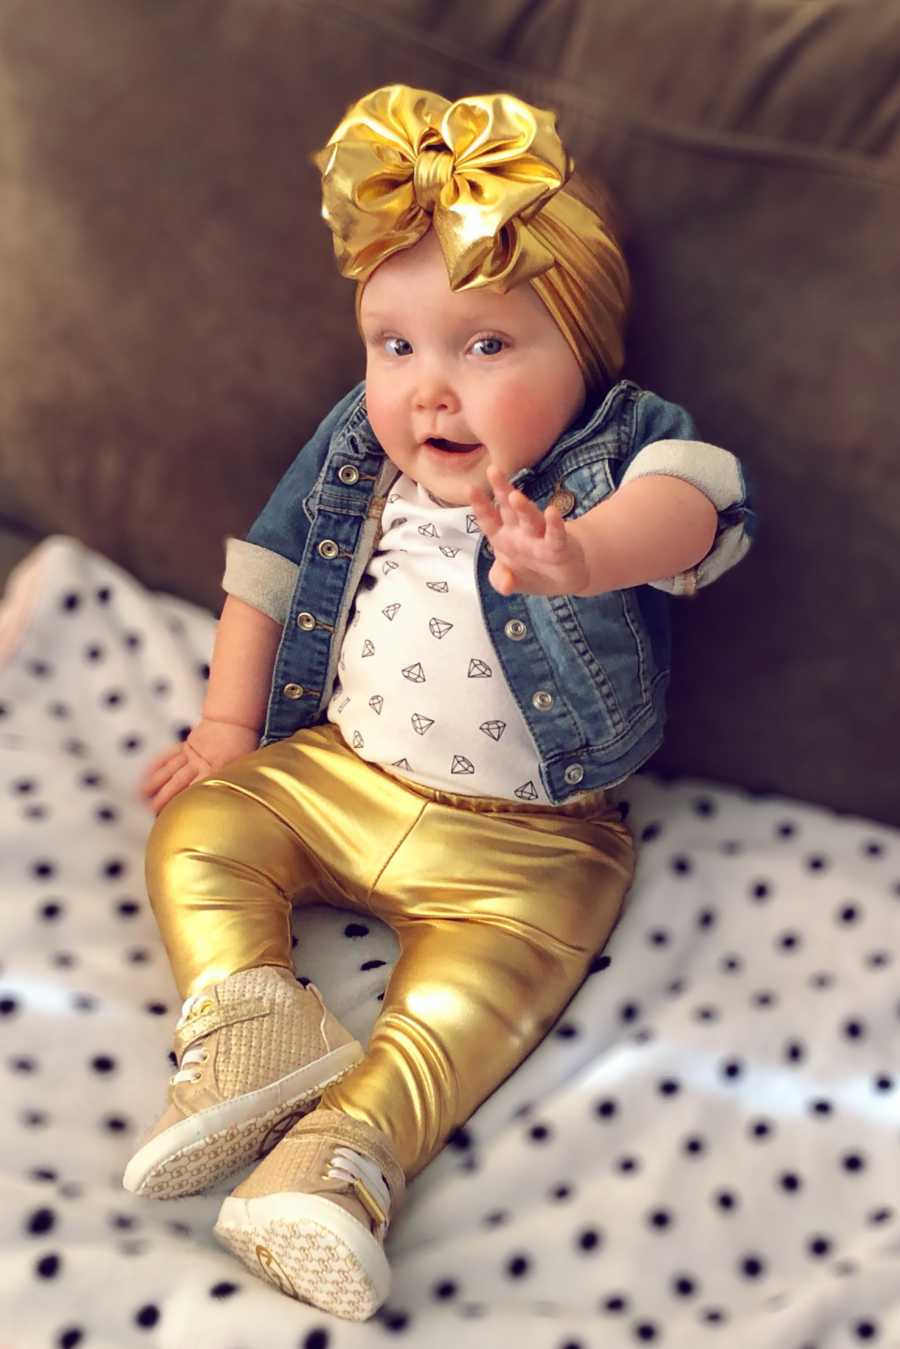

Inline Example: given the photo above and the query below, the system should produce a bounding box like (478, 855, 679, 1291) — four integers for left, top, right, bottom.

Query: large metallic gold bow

(313, 85, 573, 292)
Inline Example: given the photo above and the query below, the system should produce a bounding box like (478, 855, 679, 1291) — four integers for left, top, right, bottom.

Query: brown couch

(2, 0, 898, 824)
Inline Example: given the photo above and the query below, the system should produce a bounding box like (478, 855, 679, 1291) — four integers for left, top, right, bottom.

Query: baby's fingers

(507, 488, 545, 538)
(469, 483, 503, 536)
(147, 760, 200, 816)
(140, 745, 186, 799)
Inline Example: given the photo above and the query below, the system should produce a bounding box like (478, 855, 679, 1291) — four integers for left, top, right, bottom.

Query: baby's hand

(470, 464, 590, 597)
(139, 717, 260, 815)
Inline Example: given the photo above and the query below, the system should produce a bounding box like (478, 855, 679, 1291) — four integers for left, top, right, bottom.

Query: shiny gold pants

(145, 723, 635, 1178)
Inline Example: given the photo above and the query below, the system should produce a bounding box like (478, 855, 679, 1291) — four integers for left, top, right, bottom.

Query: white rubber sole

(122, 1041, 363, 1198)
(214, 1191, 390, 1320)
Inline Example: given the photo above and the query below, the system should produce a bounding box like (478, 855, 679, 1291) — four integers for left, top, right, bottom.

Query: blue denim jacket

(224, 379, 756, 801)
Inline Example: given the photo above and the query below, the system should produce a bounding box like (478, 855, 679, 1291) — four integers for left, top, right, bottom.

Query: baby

(123, 86, 754, 1319)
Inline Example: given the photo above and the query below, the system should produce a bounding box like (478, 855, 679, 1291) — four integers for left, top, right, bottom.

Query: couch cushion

(1, 0, 897, 823)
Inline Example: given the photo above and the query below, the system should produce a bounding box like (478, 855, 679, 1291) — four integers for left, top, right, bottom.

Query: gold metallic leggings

(145, 722, 635, 1178)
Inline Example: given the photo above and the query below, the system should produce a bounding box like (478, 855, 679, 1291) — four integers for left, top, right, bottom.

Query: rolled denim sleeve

(620, 390, 757, 595)
(220, 382, 365, 622)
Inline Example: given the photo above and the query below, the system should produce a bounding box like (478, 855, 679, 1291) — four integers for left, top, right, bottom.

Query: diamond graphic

(362, 639, 375, 657)
(451, 755, 475, 775)
(337, 696, 350, 713)
(514, 781, 539, 801)
(479, 719, 506, 741)
(465, 514, 481, 533)
(382, 560, 399, 575)
(369, 695, 384, 715)
(440, 546, 459, 558)
(393, 757, 412, 770)
(402, 662, 426, 683)
(393, 516, 408, 528)
(467, 658, 492, 678)
(352, 731, 364, 749)
(426, 581, 449, 593)
(418, 522, 439, 538)
(411, 713, 435, 735)
(388, 493, 400, 503)
(428, 618, 453, 639)
(382, 603, 401, 621)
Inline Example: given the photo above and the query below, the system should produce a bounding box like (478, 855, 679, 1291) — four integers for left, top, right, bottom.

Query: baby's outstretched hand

(470, 463, 590, 597)
(139, 718, 260, 815)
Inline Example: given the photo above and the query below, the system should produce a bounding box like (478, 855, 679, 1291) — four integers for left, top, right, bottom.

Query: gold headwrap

(312, 85, 630, 394)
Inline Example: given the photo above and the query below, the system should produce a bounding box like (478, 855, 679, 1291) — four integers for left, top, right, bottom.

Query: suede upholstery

(1, 0, 898, 823)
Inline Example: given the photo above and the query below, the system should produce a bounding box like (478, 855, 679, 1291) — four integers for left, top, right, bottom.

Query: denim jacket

(223, 379, 756, 801)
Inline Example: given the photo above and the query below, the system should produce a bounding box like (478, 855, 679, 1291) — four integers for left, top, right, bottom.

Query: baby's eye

(470, 336, 505, 357)
(384, 336, 413, 357)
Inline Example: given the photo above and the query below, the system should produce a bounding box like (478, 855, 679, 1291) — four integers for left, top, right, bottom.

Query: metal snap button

(338, 464, 360, 485)
(296, 611, 316, 631)
(550, 488, 576, 516)
(282, 682, 304, 700)
(317, 539, 339, 559)
(532, 690, 554, 711)
(564, 763, 584, 785)
(504, 618, 527, 640)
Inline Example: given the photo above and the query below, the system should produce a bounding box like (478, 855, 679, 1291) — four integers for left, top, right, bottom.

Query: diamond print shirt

(326, 474, 550, 803)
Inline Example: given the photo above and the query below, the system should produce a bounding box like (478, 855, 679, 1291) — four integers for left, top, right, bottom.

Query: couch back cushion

(1, 0, 898, 823)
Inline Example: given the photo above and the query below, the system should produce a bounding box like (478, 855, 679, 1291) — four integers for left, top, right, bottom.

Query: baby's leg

(324, 791, 636, 1177)
(126, 723, 411, 1198)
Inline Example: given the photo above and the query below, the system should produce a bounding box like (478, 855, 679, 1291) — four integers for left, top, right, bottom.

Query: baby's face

(359, 230, 585, 506)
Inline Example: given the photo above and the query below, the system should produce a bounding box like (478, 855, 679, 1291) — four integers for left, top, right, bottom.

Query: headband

(313, 84, 629, 391)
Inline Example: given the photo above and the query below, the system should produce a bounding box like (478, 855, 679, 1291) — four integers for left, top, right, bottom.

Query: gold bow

(313, 85, 573, 293)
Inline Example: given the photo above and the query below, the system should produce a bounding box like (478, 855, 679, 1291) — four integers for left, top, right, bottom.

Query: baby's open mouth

(425, 437, 482, 454)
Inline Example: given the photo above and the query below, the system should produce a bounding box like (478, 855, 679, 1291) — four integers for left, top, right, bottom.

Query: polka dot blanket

(2, 535, 899, 1349)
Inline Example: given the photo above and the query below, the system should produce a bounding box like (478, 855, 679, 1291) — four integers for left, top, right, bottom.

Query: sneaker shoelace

(170, 991, 214, 1086)
(327, 1146, 391, 1236)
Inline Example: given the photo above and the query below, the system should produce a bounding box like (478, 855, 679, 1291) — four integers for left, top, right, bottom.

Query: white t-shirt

(327, 474, 550, 802)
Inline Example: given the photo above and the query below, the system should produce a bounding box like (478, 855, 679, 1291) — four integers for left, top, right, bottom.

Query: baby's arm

(471, 465, 717, 597)
(140, 595, 282, 814)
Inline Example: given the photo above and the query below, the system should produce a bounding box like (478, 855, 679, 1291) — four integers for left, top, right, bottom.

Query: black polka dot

(344, 922, 370, 937)
(528, 1123, 551, 1143)
(91, 1055, 117, 1074)
(672, 1274, 698, 1297)
(36, 1252, 61, 1277)
(807, 1234, 832, 1258)
(57, 1330, 83, 1348)
(854, 1320, 879, 1339)
(134, 1305, 160, 1328)
(379, 1308, 409, 1332)
(602, 1293, 629, 1313)
(26, 1207, 56, 1235)
(432, 1279, 457, 1299)
(303, 1331, 330, 1349)
(360, 959, 386, 970)
(506, 1253, 531, 1278)
(209, 1280, 240, 1298)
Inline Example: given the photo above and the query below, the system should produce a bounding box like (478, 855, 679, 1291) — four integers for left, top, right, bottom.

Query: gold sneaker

(122, 967, 362, 1199)
(214, 1107, 405, 1321)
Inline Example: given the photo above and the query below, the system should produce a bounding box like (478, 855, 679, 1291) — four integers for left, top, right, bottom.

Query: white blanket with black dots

(2, 535, 899, 1349)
